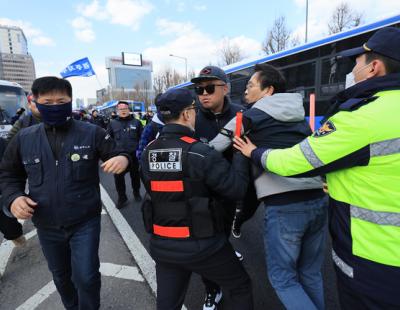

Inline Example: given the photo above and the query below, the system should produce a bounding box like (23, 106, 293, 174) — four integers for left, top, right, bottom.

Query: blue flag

(60, 57, 96, 78)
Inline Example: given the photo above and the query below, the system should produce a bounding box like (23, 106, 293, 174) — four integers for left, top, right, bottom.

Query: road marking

(101, 208, 107, 214)
(100, 262, 144, 281)
(100, 185, 157, 293)
(100, 185, 188, 310)
(0, 229, 37, 277)
(16, 262, 143, 309)
(16, 280, 56, 310)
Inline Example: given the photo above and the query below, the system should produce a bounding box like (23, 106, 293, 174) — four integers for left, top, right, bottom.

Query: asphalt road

(99, 171, 341, 310)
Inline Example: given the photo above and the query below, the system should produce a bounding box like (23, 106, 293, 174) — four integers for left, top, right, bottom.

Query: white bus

(0, 80, 28, 138)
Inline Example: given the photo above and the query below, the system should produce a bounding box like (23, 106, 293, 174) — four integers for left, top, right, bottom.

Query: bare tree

(328, 3, 364, 34)
(153, 67, 186, 94)
(263, 16, 291, 55)
(218, 37, 246, 66)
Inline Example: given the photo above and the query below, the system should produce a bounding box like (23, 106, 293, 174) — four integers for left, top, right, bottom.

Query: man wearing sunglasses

(191, 66, 246, 309)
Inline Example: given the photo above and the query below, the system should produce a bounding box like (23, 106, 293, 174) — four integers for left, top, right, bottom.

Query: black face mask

(35, 102, 72, 126)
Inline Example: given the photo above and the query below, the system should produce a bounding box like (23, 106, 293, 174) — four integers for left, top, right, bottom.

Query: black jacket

(107, 116, 143, 154)
(140, 124, 249, 263)
(194, 97, 242, 142)
(0, 119, 128, 227)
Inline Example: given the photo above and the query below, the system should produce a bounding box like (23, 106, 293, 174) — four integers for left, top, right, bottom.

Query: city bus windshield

(0, 85, 27, 124)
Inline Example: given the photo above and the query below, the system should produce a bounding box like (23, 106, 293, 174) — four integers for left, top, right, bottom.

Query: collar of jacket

(199, 96, 232, 119)
(324, 73, 400, 121)
(44, 117, 73, 131)
(117, 115, 133, 121)
(160, 123, 195, 138)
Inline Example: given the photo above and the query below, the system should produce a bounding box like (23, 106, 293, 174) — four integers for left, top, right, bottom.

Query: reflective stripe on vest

(332, 249, 354, 278)
(180, 136, 196, 144)
(150, 180, 184, 192)
(299, 139, 324, 168)
(351, 205, 400, 226)
(370, 137, 400, 157)
(153, 224, 190, 238)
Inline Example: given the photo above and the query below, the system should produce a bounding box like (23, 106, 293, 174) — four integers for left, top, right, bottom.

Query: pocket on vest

(23, 156, 43, 186)
(189, 197, 214, 238)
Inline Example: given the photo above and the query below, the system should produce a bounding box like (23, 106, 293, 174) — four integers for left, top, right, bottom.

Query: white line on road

(100, 262, 144, 281)
(0, 228, 37, 277)
(16, 280, 56, 310)
(100, 185, 188, 310)
(16, 262, 145, 310)
(100, 185, 157, 293)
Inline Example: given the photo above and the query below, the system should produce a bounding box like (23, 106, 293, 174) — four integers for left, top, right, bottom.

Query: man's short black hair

(254, 63, 286, 93)
(365, 52, 400, 74)
(116, 101, 130, 108)
(162, 112, 181, 124)
(31, 76, 72, 98)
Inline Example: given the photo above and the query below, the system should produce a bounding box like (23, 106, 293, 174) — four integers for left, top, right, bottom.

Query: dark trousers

(156, 243, 253, 310)
(37, 216, 101, 310)
(337, 277, 399, 310)
(0, 207, 22, 240)
(114, 157, 140, 197)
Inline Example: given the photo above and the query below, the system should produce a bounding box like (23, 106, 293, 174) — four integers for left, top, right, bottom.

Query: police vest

(142, 136, 223, 239)
(264, 89, 400, 304)
(18, 121, 101, 227)
(109, 118, 141, 153)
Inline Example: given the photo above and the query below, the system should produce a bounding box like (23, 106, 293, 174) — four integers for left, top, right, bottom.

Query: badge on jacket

(148, 148, 182, 172)
(313, 120, 336, 138)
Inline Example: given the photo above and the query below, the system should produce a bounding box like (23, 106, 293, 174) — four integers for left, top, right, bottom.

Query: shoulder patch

(148, 148, 182, 172)
(313, 120, 336, 138)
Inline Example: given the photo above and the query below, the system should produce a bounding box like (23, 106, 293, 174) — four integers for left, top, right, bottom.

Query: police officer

(140, 88, 253, 310)
(0, 76, 129, 310)
(234, 27, 400, 309)
(108, 101, 143, 207)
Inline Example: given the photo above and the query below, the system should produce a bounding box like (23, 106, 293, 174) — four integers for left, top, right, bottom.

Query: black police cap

(339, 27, 400, 62)
(157, 88, 194, 116)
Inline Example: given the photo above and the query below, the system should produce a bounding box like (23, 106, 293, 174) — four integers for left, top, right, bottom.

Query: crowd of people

(0, 27, 400, 310)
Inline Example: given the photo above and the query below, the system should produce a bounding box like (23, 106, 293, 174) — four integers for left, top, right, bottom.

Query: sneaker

(203, 289, 223, 310)
(12, 235, 26, 247)
(235, 250, 244, 262)
(133, 191, 142, 202)
(116, 196, 128, 209)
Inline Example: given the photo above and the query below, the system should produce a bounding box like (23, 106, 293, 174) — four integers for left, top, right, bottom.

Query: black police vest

(142, 136, 221, 239)
(18, 121, 101, 228)
(109, 118, 140, 153)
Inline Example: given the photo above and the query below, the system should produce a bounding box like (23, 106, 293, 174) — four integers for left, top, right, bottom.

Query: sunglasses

(194, 84, 225, 95)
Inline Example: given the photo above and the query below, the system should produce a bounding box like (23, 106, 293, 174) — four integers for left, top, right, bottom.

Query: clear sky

(1, 0, 399, 103)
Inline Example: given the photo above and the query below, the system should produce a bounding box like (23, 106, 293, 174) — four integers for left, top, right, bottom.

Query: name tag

(148, 148, 182, 172)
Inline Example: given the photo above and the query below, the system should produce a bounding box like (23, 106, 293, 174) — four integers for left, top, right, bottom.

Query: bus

(170, 14, 400, 126)
(97, 100, 145, 116)
(0, 80, 28, 138)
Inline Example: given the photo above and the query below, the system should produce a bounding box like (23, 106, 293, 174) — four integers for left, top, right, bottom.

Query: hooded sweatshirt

(210, 93, 322, 201)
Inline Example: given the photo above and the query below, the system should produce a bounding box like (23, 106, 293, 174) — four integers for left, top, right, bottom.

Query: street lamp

(169, 54, 188, 80)
(305, 0, 309, 43)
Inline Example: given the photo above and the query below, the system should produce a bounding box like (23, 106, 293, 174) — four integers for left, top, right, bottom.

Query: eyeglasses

(194, 84, 225, 95)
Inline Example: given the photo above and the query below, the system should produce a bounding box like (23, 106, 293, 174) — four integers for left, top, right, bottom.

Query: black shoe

(203, 289, 223, 310)
(116, 196, 128, 209)
(133, 191, 142, 202)
(232, 221, 242, 239)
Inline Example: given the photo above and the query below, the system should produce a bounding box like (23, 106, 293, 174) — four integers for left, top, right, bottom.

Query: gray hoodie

(210, 93, 322, 199)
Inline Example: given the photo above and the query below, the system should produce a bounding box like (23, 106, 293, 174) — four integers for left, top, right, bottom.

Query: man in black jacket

(0, 76, 129, 310)
(107, 101, 143, 207)
(140, 88, 253, 310)
(191, 65, 253, 309)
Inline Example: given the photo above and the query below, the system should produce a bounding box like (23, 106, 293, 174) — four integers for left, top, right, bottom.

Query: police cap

(339, 27, 400, 62)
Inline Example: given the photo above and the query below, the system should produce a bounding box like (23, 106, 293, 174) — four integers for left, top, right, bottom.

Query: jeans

(37, 216, 101, 310)
(264, 197, 328, 310)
